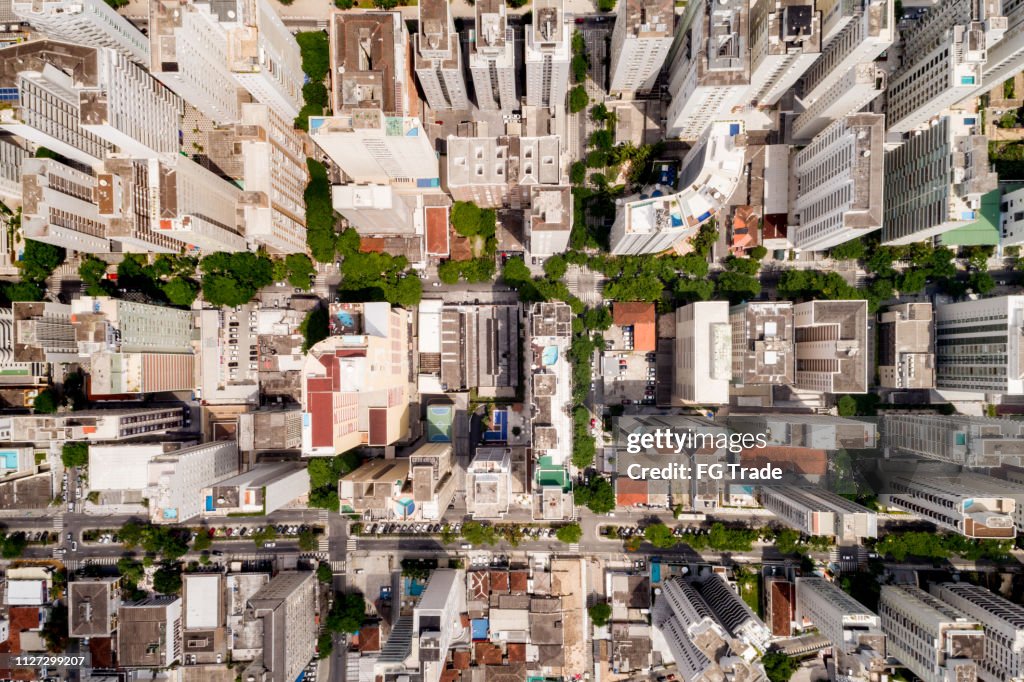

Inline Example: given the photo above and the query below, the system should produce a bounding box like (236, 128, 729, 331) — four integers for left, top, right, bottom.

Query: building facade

(608, 0, 674, 94)
(673, 301, 732, 405)
(469, 0, 517, 111)
(414, 0, 469, 110)
(934, 295, 1024, 395)
(524, 0, 571, 108)
(12, 0, 149, 65)
(878, 303, 935, 390)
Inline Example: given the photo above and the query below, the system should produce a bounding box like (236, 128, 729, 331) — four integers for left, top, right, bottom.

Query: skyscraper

(608, 0, 674, 95)
(414, 0, 469, 110)
(673, 301, 732, 405)
(934, 295, 1024, 395)
(525, 0, 571, 108)
(12, 0, 149, 65)
(793, 300, 869, 394)
(930, 582, 1024, 682)
(746, 0, 821, 107)
(469, 0, 517, 111)
(245, 572, 318, 682)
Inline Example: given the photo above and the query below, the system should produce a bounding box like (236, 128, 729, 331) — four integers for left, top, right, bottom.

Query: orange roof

(474, 641, 503, 665)
(616, 477, 648, 507)
(452, 650, 471, 670)
(358, 626, 380, 652)
(740, 446, 827, 477)
(426, 207, 450, 256)
(507, 642, 527, 662)
(613, 302, 656, 352)
(359, 237, 386, 253)
(449, 231, 473, 261)
(769, 580, 794, 637)
(509, 571, 528, 595)
(489, 570, 509, 594)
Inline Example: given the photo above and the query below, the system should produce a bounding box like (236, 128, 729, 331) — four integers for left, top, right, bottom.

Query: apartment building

(883, 415, 1024, 469)
(446, 134, 561, 209)
(245, 572, 317, 682)
(3, 408, 184, 443)
(0, 40, 181, 166)
(608, 0, 674, 94)
(878, 303, 935, 390)
(117, 596, 183, 668)
(1001, 185, 1024, 246)
(466, 448, 513, 519)
(0, 308, 47, 386)
(729, 413, 877, 450)
(468, 0, 517, 111)
(524, 0, 571, 108)
(792, 61, 886, 140)
(527, 185, 573, 257)
(931, 582, 1024, 682)
(746, 0, 821, 107)
(673, 301, 732, 405)
(879, 585, 985, 682)
(439, 304, 519, 396)
(933, 295, 1024, 395)
(409, 442, 459, 520)
(21, 158, 110, 253)
(69, 578, 121, 638)
(729, 301, 794, 386)
(883, 115, 997, 245)
(150, 0, 302, 122)
(759, 485, 878, 541)
(795, 577, 886, 676)
(793, 300, 869, 394)
(13, 0, 149, 65)
(203, 463, 310, 516)
(141, 441, 238, 524)
(414, 0, 469, 110)
(301, 302, 410, 456)
(790, 113, 884, 251)
(665, 0, 750, 140)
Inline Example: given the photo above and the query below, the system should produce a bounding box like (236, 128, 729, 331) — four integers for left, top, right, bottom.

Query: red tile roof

(469, 571, 490, 601)
(426, 207, 450, 256)
(506, 643, 527, 662)
(358, 626, 381, 652)
(740, 446, 827, 477)
(368, 407, 388, 447)
(452, 650, 471, 670)
(509, 571, 528, 595)
(489, 570, 510, 594)
(769, 580, 794, 637)
(474, 642, 503, 665)
(616, 477, 648, 507)
(613, 302, 657, 352)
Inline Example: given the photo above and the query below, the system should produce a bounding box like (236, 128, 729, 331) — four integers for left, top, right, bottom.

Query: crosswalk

(329, 560, 346, 573)
(346, 536, 358, 552)
(53, 513, 64, 533)
(64, 557, 120, 570)
(568, 543, 580, 553)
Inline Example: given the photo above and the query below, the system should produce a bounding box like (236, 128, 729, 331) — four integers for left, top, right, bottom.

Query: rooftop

(621, 0, 675, 38)
(331, 11, 402, 114)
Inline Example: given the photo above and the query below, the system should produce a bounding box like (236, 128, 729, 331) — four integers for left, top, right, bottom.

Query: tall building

(142, 441, 238, 524)
(882, 415, 1024, 468)
(795, 577, 886, 677)
(69, 578, 121, 638)
(70, 296, 195, 395)
(439, 304, 519, 395)
(301, 303, 410, 456)
(790, 113, 884, 251)
(931, 582, 1024, 682)
(934, 295, 1024, 395)
(887, 0, 1005, 134)
(0, 40, 182, 166)
(446, 134, 561, 208)
(610, 121, 746, 254)
(878, 303, 935, 390)
(524, 0, 571, 108)
(312, 12, 438, 187)
(759, 485, 878, 541)
(793, 300, 868, 394)
(879, 469, 1018, 539)
(608, 0, 674, 95)
(414, 0, 469, 111)
(800, 0, 893, 109)
(466, 448, 513, 519)
(409, 442, 458, 520)
(665, 0, 750, 140)
(12, 0, 149, 65)
(728, 413, 877, 450)
(3, 407, 185, 443)
(117, 596, 183, 668)
(468, 0, 517, 111)
(792, 61, 885, 140)
(746, 0, 821, 107)
(673, 301, 732, 405)
(972, 0, 1024, 98)
(879, 585, 985, 682)
(527, 185, 573, 257)
(729, 301, 794, 386)
(10, 301, 77, 365)
(150, 0, 303, 122)
(883, 115, 998, 245)
(1001, 185, 1024, 246)
(245, 572, 317, 682)
(0, 308, 47, 386)
(21, 157, 111, 254)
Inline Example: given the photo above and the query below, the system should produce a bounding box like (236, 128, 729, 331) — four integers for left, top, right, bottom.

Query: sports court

(426, 404, 453, 442)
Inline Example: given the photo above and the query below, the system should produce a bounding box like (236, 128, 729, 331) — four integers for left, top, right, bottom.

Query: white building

(117, 596, 183, 669)
(12, 0, 149, 65)
(245, 572, 317, 682)
(746, 0, 821, 107)
(799, 0, 893, 110)
(792, 61, 885, 141)
(673, 301, 731, 405)
(795, 577, 886, 675)
(527, 185, 573, 257)
(665, 0, 750, 141)
(880, 469, 1018, 539)
(312, 114, 439, 190)
(882, 414, 1024, 469)
(150, 0, 302, 123)
(414, 0, 469, 111)
(793, 300, 869, 394)
(233, 103, 308, 254)
(469, 0, 517, 111)
(466, 448, 512, 519)
(21, 157, 111, 253)
(144, 441, 238, 524)
(608, 0, 674, 95)
(883, 114, 997, 245)
(972, 0, 1024, 98)
(202, 463, 310, 516)
(879, 585, 985, 682)
(524, 0, 571, 108)
(789, 113, 884, 251)
(1001, 185, 1024, 246)
(934, 295, 1024, 395)
(0, 40, 182, 166)
(0, 135, 27, 205)
(931, 582, 1024, 682)
(610, 121, 746, 254)
(4, 407, 184, 444)
(887, 0, 1005, 134)
(759, 485, 877, 541)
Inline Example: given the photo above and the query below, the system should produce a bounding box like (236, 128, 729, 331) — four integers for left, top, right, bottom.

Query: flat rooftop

(621, 0, 674, 38)
(331, 11, 401, 113)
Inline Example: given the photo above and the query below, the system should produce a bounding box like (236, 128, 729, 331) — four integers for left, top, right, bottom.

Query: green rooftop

(940, 189, 1001, 246)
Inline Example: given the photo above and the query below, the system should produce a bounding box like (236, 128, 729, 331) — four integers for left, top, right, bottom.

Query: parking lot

(601, 351, 658, 406)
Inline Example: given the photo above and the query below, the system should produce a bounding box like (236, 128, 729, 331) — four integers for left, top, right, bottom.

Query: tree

(152, 563, 183, 595)
(300, 306, 329, 352)
(251, 526, 278, 548)
(61, 442, 88, 468)
(1, 532, 27, 559)
(763, 653, 799, 682)
(749, 245, 768, 261)
(830, 239, 866, 261)
(325, 592, 367, 634)
(588, 602, 612, 627)
(451, 201, 483, 237)
(285, 254, 316, 289)
(161, 277, 199, 307)
(438, 260, 462, 285)
(555, 523, 583, 544)
(570, 161, 587, 185)
(19, 239, 64, 283)
(118, 521, 145, 549)
(568, 86, 590, 114)
(644, 522, 677, 549)
(317, 563, 333, 584)
(773, 528, 804, 556)
(192, 532, 212, 552)
(304, 159, 338, 262)
(318, 632, 334, 658)
(574, 476, 615, 514)
(461, 521, 498, 546)
(300, 529, 319, 552)
(33, 389, 59, 414)
(296, 31, 330, 82)
(543, 255, 568, 280)
(79, 255, 110, 294)
(837, 395, 857, 417)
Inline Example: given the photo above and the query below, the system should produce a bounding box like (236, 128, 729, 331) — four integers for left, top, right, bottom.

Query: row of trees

(295, 32, 330, 130)
(4, 239, 64, 304)
(307, 451, 363, 512)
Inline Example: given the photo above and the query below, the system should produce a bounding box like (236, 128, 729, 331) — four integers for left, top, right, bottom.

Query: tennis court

(426, 405, 453, 442)
(483, 409, 508, 442)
